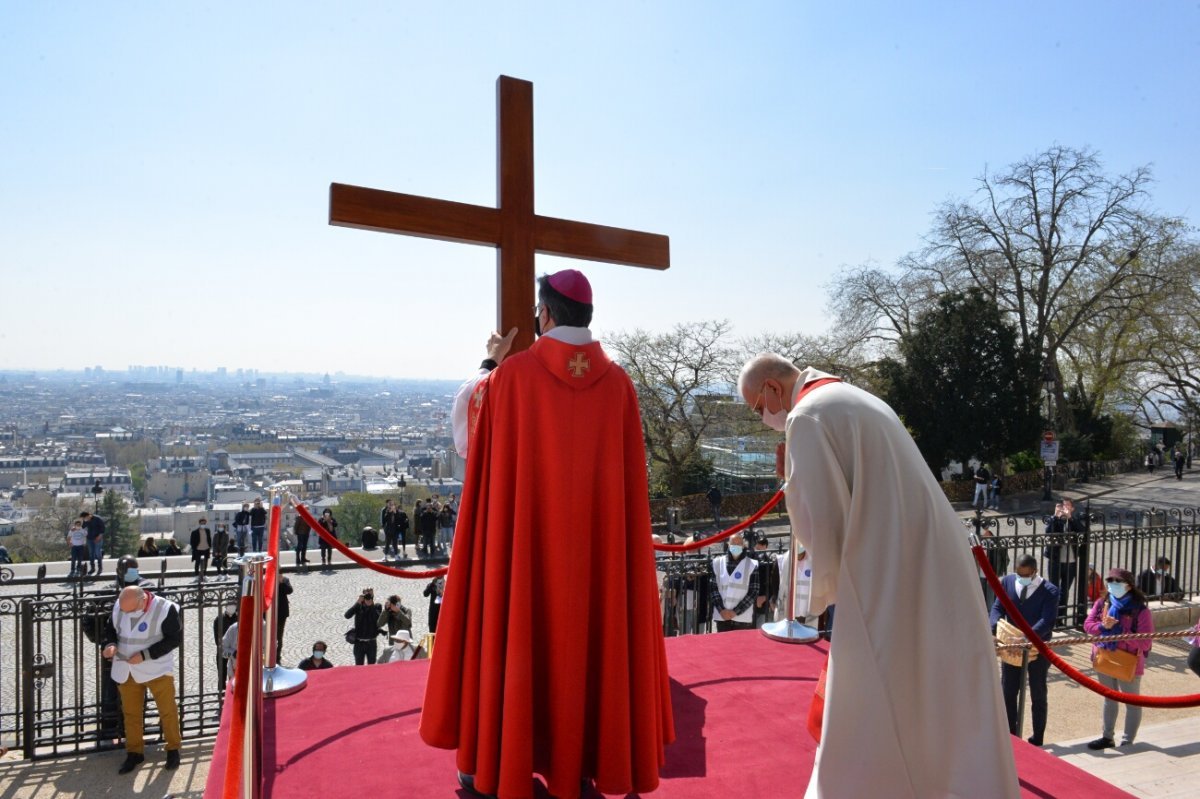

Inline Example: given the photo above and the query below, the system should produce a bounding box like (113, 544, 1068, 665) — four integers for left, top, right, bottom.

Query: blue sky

(2, 2, 1196, 379)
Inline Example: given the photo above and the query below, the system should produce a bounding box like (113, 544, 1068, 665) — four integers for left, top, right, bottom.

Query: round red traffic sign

(1043, 431, 1056, 443)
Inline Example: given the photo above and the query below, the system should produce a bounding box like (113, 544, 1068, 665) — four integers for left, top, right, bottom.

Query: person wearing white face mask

(100, 586, 183, 775)
(736, 353, 1019, 799)
(707, 531, 760, 632)
(1084, 569, 1154, 749)
(1136, 555, 1181, 600)
(988, 554, 1060, 746)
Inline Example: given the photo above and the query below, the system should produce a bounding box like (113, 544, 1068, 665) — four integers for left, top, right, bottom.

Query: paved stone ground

(1056, 716, 1200, 799)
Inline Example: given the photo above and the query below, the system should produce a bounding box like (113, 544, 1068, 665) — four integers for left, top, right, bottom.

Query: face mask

(1109, 582, 1129, 599)
(728, 545, 744, 557)
(796, 545, 806, 557)
(762, 407, 788, 433)
(312, 650, 325, 660)
(1015, 575, 1033, 588)
(124, 569, 140, 582)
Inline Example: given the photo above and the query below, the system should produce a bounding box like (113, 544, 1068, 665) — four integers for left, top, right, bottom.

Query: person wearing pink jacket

(1084, 568, 1154, 750)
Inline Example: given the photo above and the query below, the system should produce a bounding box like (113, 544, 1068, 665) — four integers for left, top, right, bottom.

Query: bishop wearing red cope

(420, 270, 675, 799)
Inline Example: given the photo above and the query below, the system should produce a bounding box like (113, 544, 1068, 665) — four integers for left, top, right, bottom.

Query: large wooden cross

(329, 75, 670, 354)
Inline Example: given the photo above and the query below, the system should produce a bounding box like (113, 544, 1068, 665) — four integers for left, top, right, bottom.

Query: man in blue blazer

(989, 553, 1060, 746)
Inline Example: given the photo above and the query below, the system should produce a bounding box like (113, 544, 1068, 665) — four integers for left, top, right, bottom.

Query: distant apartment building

(61, 469, 135, 499)
(0, 455, 68, 489)
(145, 469, 211, 505)
(225, 451, 296, 474)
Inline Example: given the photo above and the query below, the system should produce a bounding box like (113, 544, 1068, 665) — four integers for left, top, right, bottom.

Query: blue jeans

(88, 539, 104, 568)
(973, 483, 987, 507)
(70, 545, 88, 574)
(250, 526, 265, 552)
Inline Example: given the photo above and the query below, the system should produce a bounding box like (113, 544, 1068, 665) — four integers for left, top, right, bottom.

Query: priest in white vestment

(738, 354, 1019, 799)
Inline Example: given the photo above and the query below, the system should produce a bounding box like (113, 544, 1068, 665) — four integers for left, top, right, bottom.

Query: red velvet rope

(651, 490, 786, 553)
(263, 498, 281, 611)
(973, 544, 1200, 709)
(293, 501, 449, 579)
(221, 594, 256, 797)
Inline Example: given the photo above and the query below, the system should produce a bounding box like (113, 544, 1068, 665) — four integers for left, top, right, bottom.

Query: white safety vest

(111, 594, 178, 684)
(777, 551, 814, 620)
(712, 555, 758, 624)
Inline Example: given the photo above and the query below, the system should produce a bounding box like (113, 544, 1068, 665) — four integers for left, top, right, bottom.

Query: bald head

(118, 585, 146, 613)
(737, 353, 800, 398)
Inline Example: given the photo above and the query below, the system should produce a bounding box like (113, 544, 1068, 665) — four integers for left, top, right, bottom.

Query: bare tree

(828, 146, 1187, 431)
(1126, 246, 1200, 428)
(10, 497, 85, 563)
(607, 321, 736, 497)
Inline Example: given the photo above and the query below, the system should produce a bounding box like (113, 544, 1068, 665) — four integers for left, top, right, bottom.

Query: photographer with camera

(378, 594, 414, 638)
(1043, 498, 1087, 622)
(424, 577, 445, 634)
(344, 588, 384, 665)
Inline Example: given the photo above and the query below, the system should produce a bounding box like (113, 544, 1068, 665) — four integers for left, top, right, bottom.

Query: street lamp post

(1042, 366, 1056, 502)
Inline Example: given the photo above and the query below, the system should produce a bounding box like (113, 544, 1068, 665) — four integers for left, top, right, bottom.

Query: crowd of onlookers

(61, 494, 461, 582)
(213, 579, 439, 682)
(37, 482, 1200, 760)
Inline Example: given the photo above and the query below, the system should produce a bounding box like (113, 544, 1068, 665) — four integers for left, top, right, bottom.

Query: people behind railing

(275, 576, 293, 662)
(751, 533, 779, 628)
(345, 587, 383, 664)
(989, 554, 1060, 747)
(67, 519, 88, 577)
(1084, 568, 1154, 750)
(317, 509, 338, 568)
(1137, 556, 1182, 601)
(190, 517, 213, 576)
(101, 585, 184, 776)
(214, 604, 238, 692)
(213, 524, 232, 576)
(423, 576, 444, 633)
(1043, 499, 1087, 621)
(1187, 622, 1200, 679)
(708, 531, 760, 633)
(298, 640, 334, 670)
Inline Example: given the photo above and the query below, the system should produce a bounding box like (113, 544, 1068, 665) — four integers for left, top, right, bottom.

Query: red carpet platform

(205, 631, 1133, 798)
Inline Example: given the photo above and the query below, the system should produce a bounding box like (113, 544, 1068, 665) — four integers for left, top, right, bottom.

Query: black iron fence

(1, 575, 237, 759)
(971, 505, 1200, 629)
(655, 537, 832, 637)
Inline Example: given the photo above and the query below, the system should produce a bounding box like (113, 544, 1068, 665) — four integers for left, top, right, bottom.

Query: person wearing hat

(1084, 568, 1154, 749)
(379, 629, 426, 663)
(424, 269, 673, 799)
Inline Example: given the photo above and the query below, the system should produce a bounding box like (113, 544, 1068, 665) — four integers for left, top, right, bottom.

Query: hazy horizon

(4, 3, 1196, 379)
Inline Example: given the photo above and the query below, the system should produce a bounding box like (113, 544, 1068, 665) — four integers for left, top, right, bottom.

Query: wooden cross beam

(329, 75, 670, 354)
